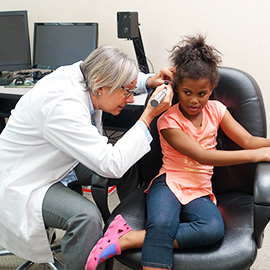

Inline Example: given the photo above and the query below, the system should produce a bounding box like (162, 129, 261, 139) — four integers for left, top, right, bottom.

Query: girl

(85, 36, 270, 270)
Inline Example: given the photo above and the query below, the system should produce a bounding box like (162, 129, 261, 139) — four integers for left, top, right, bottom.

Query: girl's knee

(201, 216, 224, 244)
(147, 215, 177, 233)
(212, 217, 224, 240)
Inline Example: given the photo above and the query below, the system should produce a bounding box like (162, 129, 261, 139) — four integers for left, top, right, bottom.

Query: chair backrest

(139, 67, 266, 196)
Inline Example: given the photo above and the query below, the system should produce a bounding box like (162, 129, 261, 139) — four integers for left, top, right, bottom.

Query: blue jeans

(142, 174, 224, 269)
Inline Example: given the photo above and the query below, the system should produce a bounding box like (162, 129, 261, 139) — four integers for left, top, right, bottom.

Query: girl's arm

(220, 109, 270, 149)
(161, 110, 270, 167)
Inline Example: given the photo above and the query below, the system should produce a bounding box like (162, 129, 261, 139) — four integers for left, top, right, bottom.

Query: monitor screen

(0, 10, 31, 72)
(33, 23, 98, 70)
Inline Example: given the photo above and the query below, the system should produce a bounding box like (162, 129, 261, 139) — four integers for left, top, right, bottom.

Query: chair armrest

(91, 173, 111, 223)
(254, 162, 270, 248)
(254, 162, 270, 205)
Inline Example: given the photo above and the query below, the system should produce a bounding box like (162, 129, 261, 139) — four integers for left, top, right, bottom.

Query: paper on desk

(4, 81, 35, 88)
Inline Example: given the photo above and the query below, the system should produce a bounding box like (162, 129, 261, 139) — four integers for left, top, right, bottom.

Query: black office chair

(92, 67, 270, 270)
(0, 228, 63, 270)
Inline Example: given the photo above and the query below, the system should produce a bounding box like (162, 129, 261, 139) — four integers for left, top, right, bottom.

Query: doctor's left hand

(146, 66, 175, 89)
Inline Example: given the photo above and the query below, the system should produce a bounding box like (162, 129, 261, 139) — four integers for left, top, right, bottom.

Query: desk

(0, 85, 147, 133)
(0, 86, 32, 132)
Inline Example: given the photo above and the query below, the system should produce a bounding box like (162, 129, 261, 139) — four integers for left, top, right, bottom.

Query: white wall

(2, 0, 270, 135)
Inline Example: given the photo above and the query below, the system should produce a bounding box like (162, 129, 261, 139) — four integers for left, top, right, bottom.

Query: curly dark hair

(169, 35, 222, 88)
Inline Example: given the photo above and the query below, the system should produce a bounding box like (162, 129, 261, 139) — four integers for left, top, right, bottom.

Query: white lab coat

(0, 61, 151, 263)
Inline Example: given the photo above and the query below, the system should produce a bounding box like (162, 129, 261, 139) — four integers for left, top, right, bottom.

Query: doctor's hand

(139, 82, 173, 129)
(146, 66, 175, 90)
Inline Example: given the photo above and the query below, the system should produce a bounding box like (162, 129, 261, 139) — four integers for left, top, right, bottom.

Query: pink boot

(85, 214, 132, 270)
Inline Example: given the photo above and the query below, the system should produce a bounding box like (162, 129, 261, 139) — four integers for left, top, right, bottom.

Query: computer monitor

(0, 10, 31, 73)
(33, 23, 99, 70)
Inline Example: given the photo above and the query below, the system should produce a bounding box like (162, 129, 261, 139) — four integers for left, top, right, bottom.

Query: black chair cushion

(108, 186, 256, 270)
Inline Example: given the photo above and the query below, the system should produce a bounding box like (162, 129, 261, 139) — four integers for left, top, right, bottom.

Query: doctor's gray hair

(80, 45, 139, 96)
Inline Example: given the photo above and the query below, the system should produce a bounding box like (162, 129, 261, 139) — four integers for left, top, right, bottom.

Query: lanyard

(87, 91, 103, 134)
(87, 91, 95, 126)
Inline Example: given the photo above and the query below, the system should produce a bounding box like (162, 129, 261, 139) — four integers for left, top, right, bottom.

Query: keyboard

(0, 78, 14, 86)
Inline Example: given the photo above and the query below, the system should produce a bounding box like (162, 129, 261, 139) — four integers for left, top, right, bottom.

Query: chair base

(0, 245, 63, 270)
(0, 229, 64, 270)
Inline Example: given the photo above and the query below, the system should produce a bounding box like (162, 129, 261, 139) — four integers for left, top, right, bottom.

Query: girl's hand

(253, 147, 270, 163)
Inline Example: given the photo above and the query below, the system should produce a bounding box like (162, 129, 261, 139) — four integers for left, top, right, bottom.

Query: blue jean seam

(142, 260, 172, 269)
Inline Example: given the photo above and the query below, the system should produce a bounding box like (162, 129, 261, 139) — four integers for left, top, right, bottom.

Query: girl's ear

(210, 85, 215, 95)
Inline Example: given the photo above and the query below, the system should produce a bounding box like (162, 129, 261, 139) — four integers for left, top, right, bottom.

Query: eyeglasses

(121, 86, 137, 98)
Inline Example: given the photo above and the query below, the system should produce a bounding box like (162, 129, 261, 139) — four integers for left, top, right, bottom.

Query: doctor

(0, 45, 174, 270)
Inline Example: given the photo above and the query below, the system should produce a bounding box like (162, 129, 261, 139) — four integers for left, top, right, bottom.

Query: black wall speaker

(117, 12, 139, 39)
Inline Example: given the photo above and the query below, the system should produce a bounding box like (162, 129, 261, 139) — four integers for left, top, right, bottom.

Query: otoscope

(150, 81, 169, 107)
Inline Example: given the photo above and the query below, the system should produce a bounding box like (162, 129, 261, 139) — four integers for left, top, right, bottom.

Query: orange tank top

(145, 100, 226, 205)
